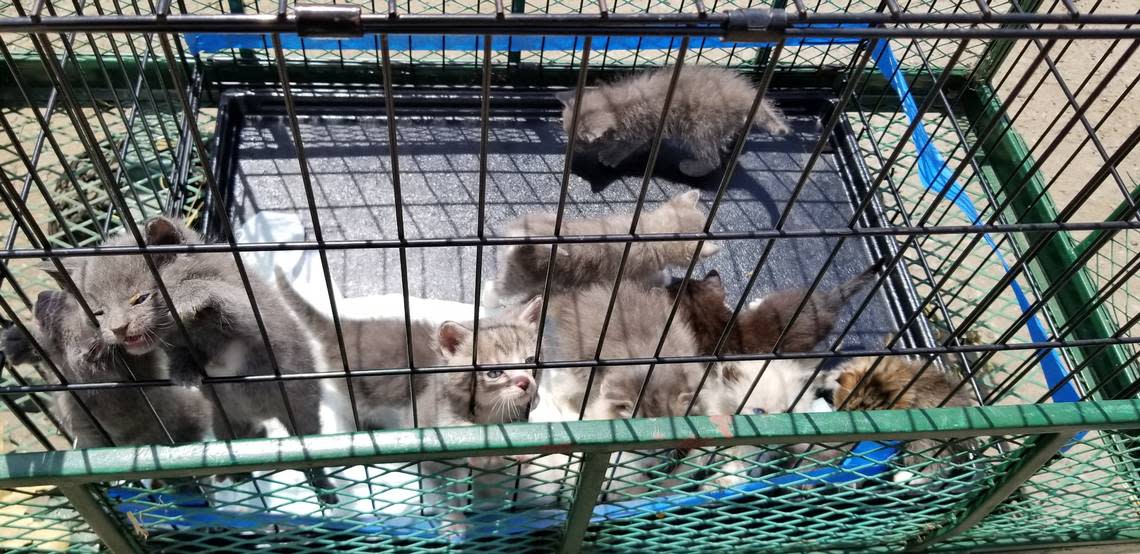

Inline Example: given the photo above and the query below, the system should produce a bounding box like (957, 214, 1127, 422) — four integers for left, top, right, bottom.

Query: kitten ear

(555, 89, 577, 107)
(438, 321, 473, 356)
(675, 391, 695, 414)
(517, 296, 544, 327)
(670, 190, 701, 209)
(38, 259, 82, 290)
(145, 217, 186, 266)
(33, 290, 68, 328)
(145, 216, 186, 246)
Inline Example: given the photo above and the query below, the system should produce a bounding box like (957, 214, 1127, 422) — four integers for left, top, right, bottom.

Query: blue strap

(183, 33, 863, 56)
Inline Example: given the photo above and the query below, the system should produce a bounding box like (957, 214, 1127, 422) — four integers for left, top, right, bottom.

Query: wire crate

(0, 0, 1138, 551)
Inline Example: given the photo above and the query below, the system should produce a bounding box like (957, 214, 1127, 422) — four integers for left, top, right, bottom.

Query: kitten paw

(170, 372, 203, 388)
(679, 159, 718, 177)
(766, 120, 792, 136)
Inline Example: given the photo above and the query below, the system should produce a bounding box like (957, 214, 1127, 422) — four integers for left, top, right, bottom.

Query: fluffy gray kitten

(557, 65, 790, 177)
(487, 190, 719, 307)
(2, 290, 211, 449)
(523, 282, 705, 503)
(42, 216, 337, 503)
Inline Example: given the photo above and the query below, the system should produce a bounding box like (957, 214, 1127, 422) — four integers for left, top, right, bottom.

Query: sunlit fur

(557, 65, 790, 177)
(1, 291, 209, 448)
(824, 356, 980, 485)
(667, 262, 882, 355)
(491, 190, 720, 306)
(42, 216, 337, 502)
(276, 271, 541, 430)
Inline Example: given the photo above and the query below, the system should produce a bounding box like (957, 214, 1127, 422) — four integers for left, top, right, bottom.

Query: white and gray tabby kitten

(275, 270, 541, 431)
(276, 274, 541, 536)
(41, 216, 338, 503)
(1, 290, 211, 449)
(521, 283, 705, 505)
(486, 190, 719, 307)
(557, 65, 790, 177)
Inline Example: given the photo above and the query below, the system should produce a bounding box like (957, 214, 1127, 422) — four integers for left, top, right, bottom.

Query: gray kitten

(523, 283, 704, 503)
(557, 65, 790, 177)
(1, 290, 211, 449)
(42, 216, 337, 503)
(487, 190, 720, 307)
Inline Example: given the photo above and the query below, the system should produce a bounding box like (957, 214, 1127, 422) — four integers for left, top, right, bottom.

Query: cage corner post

(59, 484, 143, 554)
(558, 451, 610, 553)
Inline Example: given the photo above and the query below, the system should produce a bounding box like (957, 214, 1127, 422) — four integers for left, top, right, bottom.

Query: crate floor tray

(205, 89, 930, 352)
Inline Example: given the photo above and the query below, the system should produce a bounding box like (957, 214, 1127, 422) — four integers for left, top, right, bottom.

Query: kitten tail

(831, 258, 886, 305)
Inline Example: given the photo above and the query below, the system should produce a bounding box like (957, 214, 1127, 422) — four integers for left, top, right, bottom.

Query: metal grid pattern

(0, 0, 1136, 551)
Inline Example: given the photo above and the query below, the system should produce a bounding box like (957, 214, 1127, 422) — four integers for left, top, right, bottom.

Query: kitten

(557, 65, 790, 177)
(1, 290, 211, 449)
(275, 268, 541, 431)
(667, 261, 883, 355)
(825, 356, 980, 485)
(522, 282, 704, 504)
(487, 190, 720, 307)
(699, 358, 822, 488)
(42, 216, 338, 503)
(276, 273, 541, 536)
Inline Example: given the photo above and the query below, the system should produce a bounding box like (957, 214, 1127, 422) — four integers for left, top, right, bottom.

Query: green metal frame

(2, 402, 1140, 551)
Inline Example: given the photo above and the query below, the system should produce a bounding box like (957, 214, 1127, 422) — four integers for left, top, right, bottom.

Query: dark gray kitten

(488, 190, 719, 307)
(557, 65, 790, 177)
(42, 216, 337, 503)
(2, 290, 210, 449)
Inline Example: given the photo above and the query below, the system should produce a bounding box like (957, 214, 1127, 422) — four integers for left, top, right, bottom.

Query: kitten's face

(473, 367, 537, 424)
(52, 218, 199, 356)
(437, 296, 543, 422)
(81, 271, 171, 356)
(557, 89, 616, 145)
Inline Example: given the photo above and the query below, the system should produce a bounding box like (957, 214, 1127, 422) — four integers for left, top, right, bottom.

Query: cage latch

(723, 8, 787, 42)
(295, 4, 364, 38)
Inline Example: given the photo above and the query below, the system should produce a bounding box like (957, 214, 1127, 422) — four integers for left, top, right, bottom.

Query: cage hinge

(295, 4, 364, 38)
(723, 8, 788, 42)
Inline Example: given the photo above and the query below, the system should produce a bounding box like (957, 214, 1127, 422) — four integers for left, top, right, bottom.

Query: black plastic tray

(204, 89, 932, 352)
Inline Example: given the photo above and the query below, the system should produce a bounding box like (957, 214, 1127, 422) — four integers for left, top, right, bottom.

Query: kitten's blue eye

(129, 293, 150, 306)
(525, 356, 536, 364)
(751, 408, 766, 415)
(487, 370, 503, 378)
